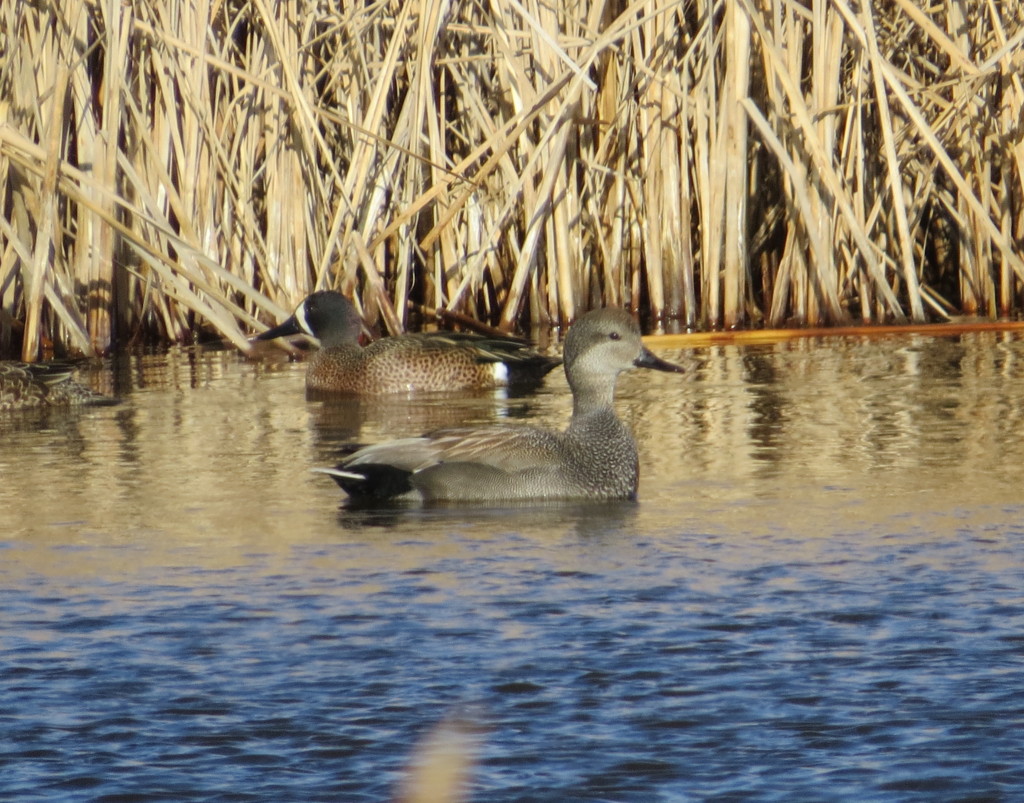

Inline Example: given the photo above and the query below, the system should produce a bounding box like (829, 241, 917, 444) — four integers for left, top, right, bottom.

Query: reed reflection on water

(1, 332, 1023, 800)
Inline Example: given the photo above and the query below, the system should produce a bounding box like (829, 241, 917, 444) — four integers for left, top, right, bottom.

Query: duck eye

(608, 331, 621, 341)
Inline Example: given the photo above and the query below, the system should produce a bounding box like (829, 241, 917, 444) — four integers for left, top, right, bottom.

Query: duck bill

(634, 346, 685, 373)
(255, 315, 303, 342)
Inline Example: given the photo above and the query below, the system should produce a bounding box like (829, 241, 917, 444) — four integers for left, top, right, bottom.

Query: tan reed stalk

(23, 41, 71, 359)
(635, 0, 683, 323)
(838, 42, 874, 323)
(756, 0, 797, 327)
(527, 0, 581, 324)
(807, 0, 843, 327)
(945, 0, 986, 316)
(995, 13, 1024, 314)
(69, 0, 124, 351)
(859, 1, 925, 322)
(722, 0, 751, 329)
(984, 1, 1024, 316)
(691, 3, 719, 329)
(747, 1, 838, 325)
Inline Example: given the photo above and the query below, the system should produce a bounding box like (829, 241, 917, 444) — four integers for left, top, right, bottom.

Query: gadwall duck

(315, 308, 683, 503)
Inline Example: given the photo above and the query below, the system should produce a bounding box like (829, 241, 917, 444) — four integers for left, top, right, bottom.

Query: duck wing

(1, 361, 75, 386)
(342, 424, 565, 474)
(372, 331, 560, 368)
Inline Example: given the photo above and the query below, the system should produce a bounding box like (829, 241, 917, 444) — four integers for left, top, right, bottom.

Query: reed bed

(1, 0, 1023, 358)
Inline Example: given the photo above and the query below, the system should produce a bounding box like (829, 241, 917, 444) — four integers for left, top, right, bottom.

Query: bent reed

(1, 0, 1023, 358)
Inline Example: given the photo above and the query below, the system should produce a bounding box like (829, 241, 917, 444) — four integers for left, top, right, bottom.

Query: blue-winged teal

(256, 291, 561, 395)
(315, 308, 684, 503)
(0, 361, 115, 412)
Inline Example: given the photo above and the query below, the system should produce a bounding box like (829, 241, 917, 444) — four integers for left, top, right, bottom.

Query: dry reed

(1, 0, 1023, 358)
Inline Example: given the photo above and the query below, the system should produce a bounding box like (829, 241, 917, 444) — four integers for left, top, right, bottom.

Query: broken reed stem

(1, 0, 1024, 358)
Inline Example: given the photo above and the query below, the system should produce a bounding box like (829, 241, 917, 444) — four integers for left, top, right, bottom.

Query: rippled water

(2, 332, 1023, 801)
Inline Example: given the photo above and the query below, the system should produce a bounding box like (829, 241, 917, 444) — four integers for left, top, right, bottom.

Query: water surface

(2, 333, 1023, 801)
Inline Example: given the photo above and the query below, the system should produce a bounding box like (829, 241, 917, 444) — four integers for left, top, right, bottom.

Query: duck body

(324, 407, 640, 503)
(305, 331, 559, 395)
(257, 292, 560, 395)
(0, 362, 115, 412)
(316, 308, 683, 504)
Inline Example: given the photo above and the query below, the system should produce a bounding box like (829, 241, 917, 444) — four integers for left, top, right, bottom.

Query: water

(2, 333, 1023, 801)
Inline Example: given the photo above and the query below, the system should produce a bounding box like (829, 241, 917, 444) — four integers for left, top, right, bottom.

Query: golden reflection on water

(635, 333, 1024, 524)
(2, 332, 1023, 583)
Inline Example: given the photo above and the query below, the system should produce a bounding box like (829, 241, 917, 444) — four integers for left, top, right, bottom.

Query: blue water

(2, 334, 1023, 801)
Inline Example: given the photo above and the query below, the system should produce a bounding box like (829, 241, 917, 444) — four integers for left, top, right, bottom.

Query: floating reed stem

(646, 318, 1024, 349)
(1, 0, 1024, 357)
